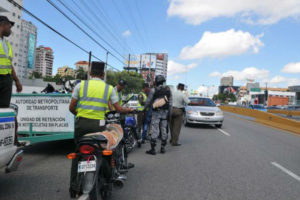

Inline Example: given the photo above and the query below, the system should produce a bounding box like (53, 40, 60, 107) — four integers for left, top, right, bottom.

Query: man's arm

(144, 89, 154, 110)
(11, 67, 22, 93)
(183, 94, 190, 105)
(69, 98, 78, 115)
(110, 88, 133, 113)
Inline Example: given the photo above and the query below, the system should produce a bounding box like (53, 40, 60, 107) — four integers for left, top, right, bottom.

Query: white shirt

(172, 89, 190, 108)
(0, 37, 9, 56)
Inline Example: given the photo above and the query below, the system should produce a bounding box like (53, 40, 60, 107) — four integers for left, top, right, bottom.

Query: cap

(0, 16, 15, 26)
(91, 61, 105, 74)
(118, 79, 127, 86)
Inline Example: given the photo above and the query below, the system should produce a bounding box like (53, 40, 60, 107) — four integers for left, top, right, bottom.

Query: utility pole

(127, 54, 130, 72)
(87, 51, 92, 80)
(104, 51, 108, 81)
(148, 53, 152, 85)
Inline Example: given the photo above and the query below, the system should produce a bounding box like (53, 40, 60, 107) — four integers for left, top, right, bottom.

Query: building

(57, 66, 75, 77)
(220, 76, 233, 86)
(34, 46, 54, 77)
(124, 53, 168, 83)
(18, 19, 37, 79)
(288, 85, 300, 105)
(0, 0, 23, 76)
(75, 61, 89, 72)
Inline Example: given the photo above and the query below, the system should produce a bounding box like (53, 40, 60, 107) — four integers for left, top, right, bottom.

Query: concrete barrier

(267, 109, 300, 117)
(220, 106, 300, 135)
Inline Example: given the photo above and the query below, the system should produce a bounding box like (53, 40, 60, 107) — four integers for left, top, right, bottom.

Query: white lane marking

(271, 162, 300, 182)
(217, 129, 231, 136)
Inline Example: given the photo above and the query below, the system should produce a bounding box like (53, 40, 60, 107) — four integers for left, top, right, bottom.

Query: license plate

(78, 161, 96, 173)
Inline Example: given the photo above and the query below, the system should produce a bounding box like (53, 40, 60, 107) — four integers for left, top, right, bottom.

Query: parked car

(184, 97, 224, 128)
(248, 104, 267, 112)
(0, 108, 23, 173)
(283, 105, 300, 110)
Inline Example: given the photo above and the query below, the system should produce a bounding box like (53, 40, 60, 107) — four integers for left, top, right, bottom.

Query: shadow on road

(185, 124, 218, 129)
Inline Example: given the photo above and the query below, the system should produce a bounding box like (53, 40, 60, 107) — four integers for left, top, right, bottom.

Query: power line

(74, 0, 132, 56)
(7, 0, 120, 71)
(46, 0, 126, 66)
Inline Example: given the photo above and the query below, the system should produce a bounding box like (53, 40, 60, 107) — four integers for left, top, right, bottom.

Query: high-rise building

(34, 46, 54, 77)
(124, 53, 168, 83)
(220, 76, 234, 86)
(0, 0, 23, 76)
(57, 65, 75, 77)
(75, 61, 89, 72)
(18, 19, 37, 79)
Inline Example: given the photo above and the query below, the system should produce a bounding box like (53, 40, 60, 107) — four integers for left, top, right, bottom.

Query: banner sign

(0, 111, 15, 151)
(28, 34, 36, 69)
(11, 95, 74, 132)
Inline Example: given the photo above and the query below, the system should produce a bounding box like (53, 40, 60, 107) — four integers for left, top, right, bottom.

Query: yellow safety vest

(0, 40, 13, 75)
(115, 87, 123, 105)
(138, 92, 147, 111)
(77, 80, 113, 120)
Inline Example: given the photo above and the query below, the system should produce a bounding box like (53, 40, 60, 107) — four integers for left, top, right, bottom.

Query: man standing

(137, 83, 149, 143)
(0, 16, 22, 108)
(69, 62, 133, 196)
(170, 83, 190, 146)
(115, 79, 127, 105)
(144, 75, 172, 155)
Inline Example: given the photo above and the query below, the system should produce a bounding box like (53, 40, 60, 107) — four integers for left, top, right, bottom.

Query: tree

(106, 70, 145, 95)
(29, 71, 42, 79)
(76, 67, 88, 80)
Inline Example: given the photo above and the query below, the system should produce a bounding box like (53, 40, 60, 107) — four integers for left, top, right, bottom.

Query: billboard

(156, 53, 165, 61)
(28, 33, 36, 69)
(125, 54, 140, 68)
(141, 54, 156, 69)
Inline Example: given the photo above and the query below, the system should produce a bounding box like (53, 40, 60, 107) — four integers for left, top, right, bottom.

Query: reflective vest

(77, 80, 113, 120)
(0, 40, 13, 75)
(115, 87, 123, 105)
(137, 92, 147, 111)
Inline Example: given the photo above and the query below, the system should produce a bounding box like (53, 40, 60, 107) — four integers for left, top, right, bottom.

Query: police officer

(144, 75, 172, 155)
(0, 16, 22, 108)
(116, 79, 127, 105)
(137, 83, 149, 143)
(69, 62, 133, 195)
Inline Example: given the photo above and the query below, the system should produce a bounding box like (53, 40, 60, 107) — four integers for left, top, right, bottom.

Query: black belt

(0, 74, 11, 77)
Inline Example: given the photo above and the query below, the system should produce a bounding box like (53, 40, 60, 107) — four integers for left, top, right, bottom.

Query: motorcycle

(67, 111, 128, 200)
(123, 112, 141, 153)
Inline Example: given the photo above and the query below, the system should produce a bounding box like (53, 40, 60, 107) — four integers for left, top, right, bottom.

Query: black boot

(146, 141, 156, 155)
(161, 140, 167, 154)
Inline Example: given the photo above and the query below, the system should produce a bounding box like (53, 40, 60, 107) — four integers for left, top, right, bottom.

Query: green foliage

(106, 70, 144, 95)
(213, 92, 237, 103)
(76, 67, 88, 80)
(29, 71, 42, 79)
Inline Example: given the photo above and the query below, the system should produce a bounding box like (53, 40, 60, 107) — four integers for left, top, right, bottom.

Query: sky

(22, 0, 300, 95)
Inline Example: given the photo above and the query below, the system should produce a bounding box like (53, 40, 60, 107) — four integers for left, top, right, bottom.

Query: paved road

(1, 113, 300, 200)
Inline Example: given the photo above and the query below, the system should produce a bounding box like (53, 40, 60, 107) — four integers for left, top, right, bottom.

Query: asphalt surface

(0, 113, 300, 200)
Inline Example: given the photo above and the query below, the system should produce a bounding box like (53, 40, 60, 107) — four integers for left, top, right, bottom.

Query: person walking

(170, 83, 190, 146)
(68, 61, 133, 196)
(137, 83, 149, 143)
(144, 75, 172, 155)
(0, 16, 22, 108)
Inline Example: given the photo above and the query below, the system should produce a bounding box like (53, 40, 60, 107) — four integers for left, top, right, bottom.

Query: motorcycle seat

(80, 134, 107, 143)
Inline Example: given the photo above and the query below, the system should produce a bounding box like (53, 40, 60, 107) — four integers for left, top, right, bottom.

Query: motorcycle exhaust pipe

(113, 177, 125, 189)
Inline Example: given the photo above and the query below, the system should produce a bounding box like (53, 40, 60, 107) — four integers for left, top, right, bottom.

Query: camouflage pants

(150, 110, 168, 145)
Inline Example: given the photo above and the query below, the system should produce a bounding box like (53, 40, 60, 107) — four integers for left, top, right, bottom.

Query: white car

(0, 108, 23, 173)
(184, 97, 224, 128)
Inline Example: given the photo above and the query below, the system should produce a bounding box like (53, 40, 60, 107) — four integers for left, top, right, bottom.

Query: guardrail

(220, 106, 300, 135)
(267, 109, 300, 117)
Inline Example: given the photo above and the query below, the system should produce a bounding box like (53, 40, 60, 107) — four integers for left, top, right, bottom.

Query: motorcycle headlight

(114, 113, 120, 118)
(107, 114, 114, 119)
(216, 110, 223, 116)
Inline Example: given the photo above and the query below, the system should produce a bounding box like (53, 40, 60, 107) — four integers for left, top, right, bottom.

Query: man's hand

(128, 108, 134, 113)
(15, 80, 23, 93)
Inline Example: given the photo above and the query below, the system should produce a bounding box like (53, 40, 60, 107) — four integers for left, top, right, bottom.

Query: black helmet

(118, 79, 127, 86)
(155, 75, 166, 86)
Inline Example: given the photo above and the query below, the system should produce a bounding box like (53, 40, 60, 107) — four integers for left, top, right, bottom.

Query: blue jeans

(142, 109, 152, 140)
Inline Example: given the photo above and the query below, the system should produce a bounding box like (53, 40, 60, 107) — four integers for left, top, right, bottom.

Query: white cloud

(122, 30, 131, 37)
(281, 62, 300, 73)
(269, 76, 287, 84)
(211, 67, 269, 82)
(179, 29, 264, 60)
(197, 85, 218, 97)
(167, 60, 197, 76)
(167, 0, 300, 25)
(209, 71, 222, 77)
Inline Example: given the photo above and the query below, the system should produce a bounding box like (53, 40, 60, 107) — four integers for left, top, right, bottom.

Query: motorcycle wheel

(89, 173, 103, 200)
(125, 132, 135, 153)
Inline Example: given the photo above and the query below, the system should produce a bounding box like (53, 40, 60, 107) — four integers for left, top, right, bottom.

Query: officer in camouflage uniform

(144, 75, 172, 155)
